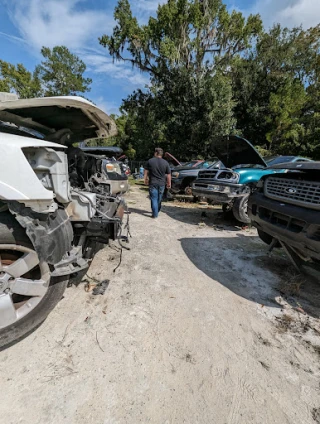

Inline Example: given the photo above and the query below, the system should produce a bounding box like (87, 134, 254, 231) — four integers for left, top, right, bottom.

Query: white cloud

(132, 0, 165, 13)
(0, 31, 28, 46)
(6, 0, 114, 51)
(4, 0, 149, 90)
(249, 0, 320, 29)
(84, 54, 150, 87)
(94, 96, 120, 115)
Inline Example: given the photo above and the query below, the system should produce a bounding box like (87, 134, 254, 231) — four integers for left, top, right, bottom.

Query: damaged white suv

(0, 94, 128, 348)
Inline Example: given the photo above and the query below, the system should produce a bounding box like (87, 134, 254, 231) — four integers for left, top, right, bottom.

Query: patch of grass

(278, 271, 305, 296)
(313, 345, 320, 358)
(256, 333, 272, 346)
(275, 314, 294, 333)
(128, 177, 144, 186)
(312, 407, 320, 423)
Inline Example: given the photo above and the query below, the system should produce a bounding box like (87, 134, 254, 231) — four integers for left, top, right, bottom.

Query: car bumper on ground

(248, 192, 320, 261)
(192, 181, 244, 203)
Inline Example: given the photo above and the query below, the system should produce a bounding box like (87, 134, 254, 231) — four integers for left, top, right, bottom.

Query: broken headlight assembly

(105, 162, 122, 175)
(216, 170, 240, 183)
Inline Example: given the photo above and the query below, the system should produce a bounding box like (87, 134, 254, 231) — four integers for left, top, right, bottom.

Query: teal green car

(192, 136, 312, 223)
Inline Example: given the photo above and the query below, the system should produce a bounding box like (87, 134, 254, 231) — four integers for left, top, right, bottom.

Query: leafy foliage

(232, 24, 320, 157)
(100, 0, 262, 159)
(100, 0, 262, 75)
(35, 46, 92, 96)
(0, 46, 92, 99)
(0, 61, 42, 98)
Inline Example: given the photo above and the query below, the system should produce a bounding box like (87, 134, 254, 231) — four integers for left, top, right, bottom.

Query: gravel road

(1, 184, 320, 424)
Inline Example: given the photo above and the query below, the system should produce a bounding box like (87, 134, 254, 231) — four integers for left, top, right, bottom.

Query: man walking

(144, 148, 171, 218)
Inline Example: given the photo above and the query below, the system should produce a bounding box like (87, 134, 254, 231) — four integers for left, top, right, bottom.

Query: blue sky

(0, 0, 319, 115)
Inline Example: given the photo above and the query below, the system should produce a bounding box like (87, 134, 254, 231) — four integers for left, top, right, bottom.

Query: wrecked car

(192, 135, 311, 223)
(248, 162, 320, 272)
(0, 94, 128, 348)
(171, 160, 221, 196)
(80, 146, 129, 195)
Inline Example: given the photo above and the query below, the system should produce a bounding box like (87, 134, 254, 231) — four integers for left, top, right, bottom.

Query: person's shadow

(129, 207, 153, 218)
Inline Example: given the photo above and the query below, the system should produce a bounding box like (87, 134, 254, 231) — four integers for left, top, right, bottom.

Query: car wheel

(232, 194, 251, 224)
(0, 212, 68, 349)
(257, 229, 281, 247)
(184, 186, 193, 196)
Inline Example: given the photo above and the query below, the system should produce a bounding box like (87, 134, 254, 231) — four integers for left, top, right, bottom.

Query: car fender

(0, 133, 67, 212)
(236, 169, 280, 185)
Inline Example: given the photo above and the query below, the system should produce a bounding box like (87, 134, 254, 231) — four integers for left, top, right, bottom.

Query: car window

(194, 162, 205, 169)
(202, 161, 217, 168)
(183, 161, 196, 168)
(266, 156, 295, 166)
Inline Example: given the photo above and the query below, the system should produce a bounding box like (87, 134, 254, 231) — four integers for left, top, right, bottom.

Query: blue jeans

(149, 185, 165, 218)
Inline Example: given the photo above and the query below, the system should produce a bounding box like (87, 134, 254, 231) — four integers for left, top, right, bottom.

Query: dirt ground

(1, 184, 320, 424)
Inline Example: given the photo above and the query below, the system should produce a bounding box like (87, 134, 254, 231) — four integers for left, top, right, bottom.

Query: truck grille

(197, 170, 218, 179)
(265, 177, 320, 210)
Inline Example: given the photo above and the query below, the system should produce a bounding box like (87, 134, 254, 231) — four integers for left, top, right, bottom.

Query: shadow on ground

(180, 236, 320, 318)
(129, 207, 153, 218)
(161, 202, 243, 231)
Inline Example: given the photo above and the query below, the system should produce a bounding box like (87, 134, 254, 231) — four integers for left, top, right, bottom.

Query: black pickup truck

(248, 162, 320, 271)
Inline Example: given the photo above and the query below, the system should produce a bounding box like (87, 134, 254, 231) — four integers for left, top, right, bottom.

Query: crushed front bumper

(192, 181, 244, 203)
(109, 179, 129, 195)
(248, 192, 320, 261)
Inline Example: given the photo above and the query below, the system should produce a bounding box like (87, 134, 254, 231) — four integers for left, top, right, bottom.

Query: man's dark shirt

(145, 157, 171, 186)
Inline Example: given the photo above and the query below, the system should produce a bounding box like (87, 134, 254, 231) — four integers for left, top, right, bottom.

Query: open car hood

(164, 152, 181, 167)
(212, 135, 267, 169)
(0, 96, 117, 143)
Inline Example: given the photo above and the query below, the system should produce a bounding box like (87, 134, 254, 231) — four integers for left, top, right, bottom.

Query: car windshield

(0, 121, 43, 139)
(266, 156, 295, 166)
(207, 160, 220, 169)
(183, 160, 201, 168)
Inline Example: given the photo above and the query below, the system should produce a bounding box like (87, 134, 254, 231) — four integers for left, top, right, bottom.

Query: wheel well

(243, 184, 255, 194)
(181, 177, 196, 188)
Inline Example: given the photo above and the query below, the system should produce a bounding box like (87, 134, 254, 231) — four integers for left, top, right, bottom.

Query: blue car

(192, 136, 312, 223)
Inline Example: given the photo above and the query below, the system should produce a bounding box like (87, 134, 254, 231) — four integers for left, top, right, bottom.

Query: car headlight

(172, 172, 180, 178)
(106, 163, 116, 172)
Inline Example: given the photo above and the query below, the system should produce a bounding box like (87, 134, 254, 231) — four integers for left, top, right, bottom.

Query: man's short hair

(155, 147, 163, 157)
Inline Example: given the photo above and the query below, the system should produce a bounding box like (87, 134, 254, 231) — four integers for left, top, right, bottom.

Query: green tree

(100, 0, 262, 158)
(232, 24, 320, 156)
(0, 61, 42, 98)
(125, 143, 136, 159)
(36, 46, 92, 96)
(100, 0, 262, 75)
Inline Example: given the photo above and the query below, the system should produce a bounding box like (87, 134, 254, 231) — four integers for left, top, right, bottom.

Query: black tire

(222, 203, 234, 220)
(257, 229, 281, 248)
(0, 212, 68, 349)
(232, 194, 251, 224)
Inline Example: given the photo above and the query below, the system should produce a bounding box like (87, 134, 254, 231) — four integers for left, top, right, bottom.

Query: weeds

(278, 271, 305, 296)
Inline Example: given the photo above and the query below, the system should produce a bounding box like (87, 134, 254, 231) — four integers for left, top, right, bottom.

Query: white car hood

(0, 95, 117, 142)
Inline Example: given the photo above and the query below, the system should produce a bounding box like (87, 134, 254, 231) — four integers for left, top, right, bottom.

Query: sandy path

(0, 185, 319, 424)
